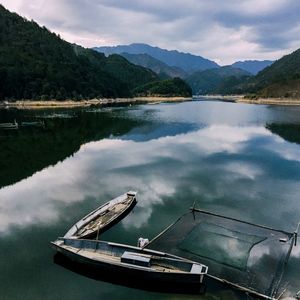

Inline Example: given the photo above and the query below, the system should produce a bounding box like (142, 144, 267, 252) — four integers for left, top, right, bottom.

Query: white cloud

(1, 0, 300, 64)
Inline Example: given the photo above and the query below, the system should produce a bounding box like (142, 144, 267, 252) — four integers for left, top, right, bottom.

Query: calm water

(0, 101, 300, 300)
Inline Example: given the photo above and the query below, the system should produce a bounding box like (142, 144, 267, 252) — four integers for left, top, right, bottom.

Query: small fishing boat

(38, 113, 76, 119)
(52, 238, 208, 286)
(21, 121, 45, 127)
(64, 191, 137, 239)
(0, 120, 18, 130)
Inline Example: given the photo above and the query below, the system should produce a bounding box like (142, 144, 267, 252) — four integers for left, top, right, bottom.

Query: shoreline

(2, 95, 300, 109)
(0, 97, 192, 109)
(237, 97, 300, 106)
(196, 95, 300, 106)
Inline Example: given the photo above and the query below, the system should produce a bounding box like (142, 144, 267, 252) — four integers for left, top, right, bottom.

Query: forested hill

(0, 5, 159, 100)
(251, 48, 300, 98)
(186, 66, 252, 95)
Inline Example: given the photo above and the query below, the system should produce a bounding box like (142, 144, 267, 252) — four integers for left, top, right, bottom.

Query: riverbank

(196, 95, 300, 105)
(0, 97, 192, 109)
(237, 97, 300, 105)
(195, 95, 244, 102)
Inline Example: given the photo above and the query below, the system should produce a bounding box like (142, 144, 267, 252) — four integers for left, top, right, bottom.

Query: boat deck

(63, 245, 187, 273)
(76, 198, 133, 237)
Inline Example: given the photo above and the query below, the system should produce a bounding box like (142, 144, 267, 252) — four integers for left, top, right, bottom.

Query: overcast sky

(2, 0, 300, 65)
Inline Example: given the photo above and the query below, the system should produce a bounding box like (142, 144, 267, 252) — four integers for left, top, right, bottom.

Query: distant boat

(64, 191, 137, 239)
(52, 238, 208, 287)
(38, 113, 76, 119)
(148, 101, 161, 105)
(21, 121, 45, 127)
(0, 120, 18, 130)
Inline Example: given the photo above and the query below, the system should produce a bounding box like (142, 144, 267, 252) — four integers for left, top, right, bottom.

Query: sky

(1, 0, 300, 65)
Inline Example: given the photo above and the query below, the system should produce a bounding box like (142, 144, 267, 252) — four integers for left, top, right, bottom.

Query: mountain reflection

(0, 108, 140, 189)
(1, 123, 300, 237)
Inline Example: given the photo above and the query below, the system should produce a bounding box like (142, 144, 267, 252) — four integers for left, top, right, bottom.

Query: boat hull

(53, 252, 204, 294)
(64, 191, 137, 239)
(52, 239, 207, 288)
(78, 197, 137, 239)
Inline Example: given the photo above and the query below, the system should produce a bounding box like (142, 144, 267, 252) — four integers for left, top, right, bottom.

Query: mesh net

(147, 209, 295, 299)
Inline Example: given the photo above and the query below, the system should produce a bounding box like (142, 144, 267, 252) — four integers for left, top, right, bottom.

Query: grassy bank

(0, 97, 192, 109)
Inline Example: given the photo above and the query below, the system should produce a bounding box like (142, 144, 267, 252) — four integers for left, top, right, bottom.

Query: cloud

(1, 0, 300, 64)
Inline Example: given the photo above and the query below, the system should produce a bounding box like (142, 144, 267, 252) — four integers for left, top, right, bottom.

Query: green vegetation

(239, 48, 300, 98)
(133, 78, 192, 97)
(1, 5, 193, 101)
(0, 5, 125, 100)
(186, 66, 252, 95)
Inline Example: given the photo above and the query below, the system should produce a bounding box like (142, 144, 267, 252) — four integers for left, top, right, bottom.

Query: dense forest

(0, 5, 191, 101)
(186, 66, 252, 95)
(133, 78, 192, 97)
(226, 48, 300, 98)
(190, 48, 300, 98)
(250, 48, 300, 98)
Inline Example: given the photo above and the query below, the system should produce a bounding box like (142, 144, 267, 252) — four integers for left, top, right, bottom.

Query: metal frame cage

(147, 207, 299, 300)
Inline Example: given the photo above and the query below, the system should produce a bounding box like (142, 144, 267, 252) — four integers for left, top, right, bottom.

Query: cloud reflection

(0, 123, 299, 236)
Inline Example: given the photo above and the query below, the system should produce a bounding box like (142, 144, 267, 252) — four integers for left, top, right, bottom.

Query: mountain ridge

(231, 60, 273, 75)
(94, 43, 219, 73)
(120, 52, 187, 78)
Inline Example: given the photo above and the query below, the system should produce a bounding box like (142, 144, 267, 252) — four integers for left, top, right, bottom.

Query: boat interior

(54, 238, 207, 275)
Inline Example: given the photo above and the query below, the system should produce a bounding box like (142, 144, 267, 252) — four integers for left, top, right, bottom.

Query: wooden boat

(21, 121, 45, 127)
(64, 191, 137, 239)
(52, 238, 208, 286)
(0, 120, 18, 130)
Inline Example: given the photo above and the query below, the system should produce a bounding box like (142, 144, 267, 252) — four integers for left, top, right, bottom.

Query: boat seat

(121, 251, 151, 267)
(190, 264, 204, 274)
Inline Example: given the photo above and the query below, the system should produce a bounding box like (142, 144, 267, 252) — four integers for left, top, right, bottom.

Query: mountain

(243, 48, 300, 98)
(186, 66, 252, 95)
(120, 53, 187, 78)
(231, 60, 273, 75)
(94, 43, 219, 73)
(0, 5, 166, 100)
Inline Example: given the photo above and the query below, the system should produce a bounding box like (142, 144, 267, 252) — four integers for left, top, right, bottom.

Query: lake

(0, 100, 300, 300)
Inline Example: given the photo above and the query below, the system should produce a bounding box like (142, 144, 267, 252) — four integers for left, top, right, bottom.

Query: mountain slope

(231, 60, 273, 75)
(94, 43, 219, 73)
(0, 5, 159, 100)
(244, 48, 300, 98)
(186, 66, 252, 95)
(133, 77, 192, 97)
(120, 53, 186, 78)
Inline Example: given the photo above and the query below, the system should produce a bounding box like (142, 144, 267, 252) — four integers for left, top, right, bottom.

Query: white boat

(0, 120, 18, 130)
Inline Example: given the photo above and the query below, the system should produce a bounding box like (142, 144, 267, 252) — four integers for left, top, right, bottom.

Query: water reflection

(0, 102, 300, 300)
(53, 253, 206, 294)
(1, 123, 300, 236)
(0, 108, 140, 189)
